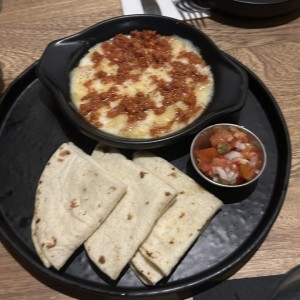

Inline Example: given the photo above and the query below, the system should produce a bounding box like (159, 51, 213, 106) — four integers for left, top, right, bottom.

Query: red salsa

(195, 126, 264, 185)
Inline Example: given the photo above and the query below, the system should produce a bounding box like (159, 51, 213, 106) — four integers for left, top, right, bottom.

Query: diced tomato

(242, 148, 259, 161)
(209, 129, 233, 147)
(195, 147, 218, 162)
(211, 157, 229, 168)
(197, 161, 211, 173)
(233, 130, 249, 143)
(235, 176, 245, 185)
(239, 163, 256, 181)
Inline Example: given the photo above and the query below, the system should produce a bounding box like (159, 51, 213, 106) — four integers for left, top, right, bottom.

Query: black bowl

(194, 0, 300, 19)
(36, 15, 248, 149)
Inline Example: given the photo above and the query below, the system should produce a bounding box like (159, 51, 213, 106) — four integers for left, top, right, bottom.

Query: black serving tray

(0, 54, 291, 299)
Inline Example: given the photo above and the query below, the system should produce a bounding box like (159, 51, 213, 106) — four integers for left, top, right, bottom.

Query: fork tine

(177, 8, 186, 21)
(199, 11, 207, 28)
(192, 10, 207, 28)
(187, 12, 198, 27)
(173, 0, 208, 29)
(192, 15, 203, 29)
(183, 12, 201, 29)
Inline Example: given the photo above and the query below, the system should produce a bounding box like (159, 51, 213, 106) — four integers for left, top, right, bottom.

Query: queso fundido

(70, 30, 214, 139)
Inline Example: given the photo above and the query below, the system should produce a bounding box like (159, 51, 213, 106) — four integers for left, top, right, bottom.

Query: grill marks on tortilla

(179, 212, 185, 218)
(31, 142, 127, 270)
(99, 256, 106, 264)
(139, 171, 148, 178)
(42, 237, 57, 249)
(59, 149, 71, 156)
(69, 199, 79, 209)
(57, 148, 71, 163)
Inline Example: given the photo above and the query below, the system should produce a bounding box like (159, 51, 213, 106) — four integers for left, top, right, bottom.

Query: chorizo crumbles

(70, 30, 214, 139)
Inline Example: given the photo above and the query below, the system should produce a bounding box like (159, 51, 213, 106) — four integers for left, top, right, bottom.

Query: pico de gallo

(195, 125, 264, 185)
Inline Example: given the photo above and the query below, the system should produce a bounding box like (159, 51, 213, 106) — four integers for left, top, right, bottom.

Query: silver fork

(172, 0, 210, 28)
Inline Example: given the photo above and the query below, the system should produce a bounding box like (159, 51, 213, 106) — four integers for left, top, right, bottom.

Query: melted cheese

(70, 32, 214, 139)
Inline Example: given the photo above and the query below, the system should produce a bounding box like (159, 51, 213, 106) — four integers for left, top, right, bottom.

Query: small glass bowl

(190, 123, 267, 193)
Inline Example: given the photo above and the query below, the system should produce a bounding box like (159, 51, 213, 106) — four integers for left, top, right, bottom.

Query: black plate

(37, 15, 248, 149)
(0, 54, 291, 299)
(194, 0, 300, 18)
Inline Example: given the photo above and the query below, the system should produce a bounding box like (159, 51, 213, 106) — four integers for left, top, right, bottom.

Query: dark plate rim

(0, 54, 292, 298)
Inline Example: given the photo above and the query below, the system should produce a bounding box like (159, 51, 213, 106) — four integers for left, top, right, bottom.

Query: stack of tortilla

(84, 145, 177, 280)
(130, 151, 223, 285)
(31, 142, 222, 285)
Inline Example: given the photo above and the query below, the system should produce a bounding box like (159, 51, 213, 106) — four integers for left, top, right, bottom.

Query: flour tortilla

(31, 142, 127, 270)
(130, 151, 223, 284)
(84, 145, 177, 280)
(130, 251, 164, 285)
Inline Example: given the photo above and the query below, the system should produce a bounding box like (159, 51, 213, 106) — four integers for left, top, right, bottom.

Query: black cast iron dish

(37, 15, 248, 149)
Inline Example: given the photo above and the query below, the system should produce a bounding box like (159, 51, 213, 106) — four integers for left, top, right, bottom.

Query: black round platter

(0, 51, 291, 299)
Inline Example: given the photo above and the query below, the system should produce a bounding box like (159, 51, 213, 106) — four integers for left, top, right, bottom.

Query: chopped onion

(224, 150, 243, 160)
(213, 166, 237, 182)
(235, 141, 246, 150)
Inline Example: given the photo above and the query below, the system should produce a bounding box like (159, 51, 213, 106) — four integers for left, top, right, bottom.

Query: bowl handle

(36, 37, 88, 99)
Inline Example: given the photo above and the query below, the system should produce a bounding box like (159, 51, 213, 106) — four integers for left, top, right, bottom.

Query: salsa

(195, 126, 264, 185)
